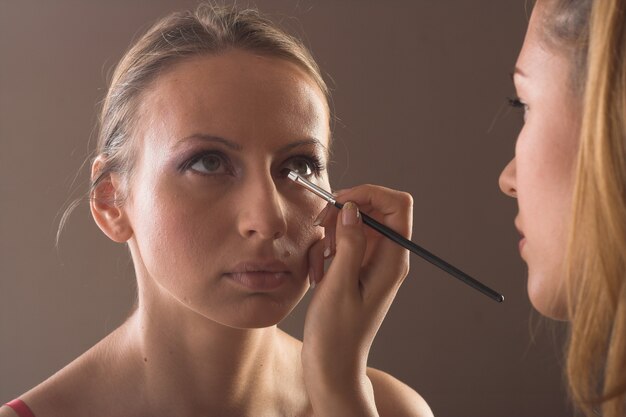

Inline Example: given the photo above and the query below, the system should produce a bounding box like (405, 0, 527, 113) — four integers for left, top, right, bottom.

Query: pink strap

(5, 399, 36, 417)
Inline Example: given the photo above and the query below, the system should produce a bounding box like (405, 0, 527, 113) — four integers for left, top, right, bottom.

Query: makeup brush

(286, 170, 504, 303)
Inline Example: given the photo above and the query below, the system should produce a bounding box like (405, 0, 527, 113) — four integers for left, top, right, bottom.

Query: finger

(319, 204, 339, 258)
(337, 186, 412, 274)
(336, 186, 413, 297)
(364, 245, 410, 302)
(307, 236, 329, 288)
(335, 185, 413, 239)
(313, 202, 333, 227)
(322, 201, 367, 294)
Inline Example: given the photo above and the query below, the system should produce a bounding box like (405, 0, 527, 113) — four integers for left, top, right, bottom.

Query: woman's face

(499, 4, 582, 320)
(123, 51, 330, 328)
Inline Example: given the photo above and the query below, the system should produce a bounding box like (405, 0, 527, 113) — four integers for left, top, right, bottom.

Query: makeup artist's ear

(90, 156, 133, 243)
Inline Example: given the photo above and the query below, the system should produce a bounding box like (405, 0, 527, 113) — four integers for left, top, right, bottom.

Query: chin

(527, 269, 569, 321)
(219, 293, 303, 329)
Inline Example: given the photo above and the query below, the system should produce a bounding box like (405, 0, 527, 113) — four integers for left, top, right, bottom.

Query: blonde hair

(566, 0, 626, 414)
(542, 0, 626, 415)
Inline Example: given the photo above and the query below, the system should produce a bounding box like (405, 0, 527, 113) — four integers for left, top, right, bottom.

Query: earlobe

(90, 156, 133, 243)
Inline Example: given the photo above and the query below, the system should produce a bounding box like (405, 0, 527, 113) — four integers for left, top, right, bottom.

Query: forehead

(516, 3, 572, 78)
(137, 50, 330, 150)
(517, 5, 549, 70)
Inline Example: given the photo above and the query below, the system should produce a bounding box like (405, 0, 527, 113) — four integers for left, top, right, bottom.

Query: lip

(225, 260, 291, 291)
(514, 219, 526, 254)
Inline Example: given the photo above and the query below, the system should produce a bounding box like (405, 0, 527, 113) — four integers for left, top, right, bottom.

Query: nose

(236, 173, 288, 241)
(499, 157, 517, 198)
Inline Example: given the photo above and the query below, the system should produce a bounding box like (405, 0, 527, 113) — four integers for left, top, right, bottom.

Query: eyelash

(180, 150, 325, 177)
(180, 150, 232, 174)
(507, 96, 526, 110)
(293, 154, 325, 176)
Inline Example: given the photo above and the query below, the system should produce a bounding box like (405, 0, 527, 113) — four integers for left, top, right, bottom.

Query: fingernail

(323, 245, 331, 258)
(342, 201, 360, 225)
(309, 267, 317, 289)
(313, 202, 332, 226)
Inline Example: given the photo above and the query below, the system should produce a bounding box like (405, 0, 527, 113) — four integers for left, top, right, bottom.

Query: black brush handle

(335, 201, 504, 303)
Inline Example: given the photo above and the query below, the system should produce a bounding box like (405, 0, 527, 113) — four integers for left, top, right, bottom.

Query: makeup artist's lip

(518, 237, 526, 253)
(514, 219, 526, 254)
(225, 260, 291, 291)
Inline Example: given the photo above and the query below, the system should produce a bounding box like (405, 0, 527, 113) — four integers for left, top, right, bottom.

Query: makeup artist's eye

(283, 155, 324, 178)
(185, 151, 230, 175)
(507, 96, 529, 122)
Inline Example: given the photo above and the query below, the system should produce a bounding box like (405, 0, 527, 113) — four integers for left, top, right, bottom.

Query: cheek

(516, 121, 576, 320)
(128, 174, 231, 281)
(285, 189, 327, 248)
(516, 119, 575, 224)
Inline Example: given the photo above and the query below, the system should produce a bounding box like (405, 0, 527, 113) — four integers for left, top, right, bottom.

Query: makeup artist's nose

(499, 158, 517, 198)
(236, 175, 288, 241)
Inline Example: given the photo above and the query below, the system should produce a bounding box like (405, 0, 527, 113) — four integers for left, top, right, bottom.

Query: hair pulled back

(540, 1, 626, 416)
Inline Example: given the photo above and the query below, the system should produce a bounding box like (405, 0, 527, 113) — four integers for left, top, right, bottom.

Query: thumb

(322, 201, 366, 292)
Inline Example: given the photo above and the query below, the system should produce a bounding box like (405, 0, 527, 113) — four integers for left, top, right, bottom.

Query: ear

(90, 156, 134, 243)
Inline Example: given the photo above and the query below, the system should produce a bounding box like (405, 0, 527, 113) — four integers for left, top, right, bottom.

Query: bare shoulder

(1, 328, 130, 417)
(0, 405, 19, 417)
(0, 367, 77, 417)
(367, 367, 434, 417)
(3, 361, 92, 417)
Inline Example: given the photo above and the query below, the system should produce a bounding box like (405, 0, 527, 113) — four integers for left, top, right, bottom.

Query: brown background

(0, 1, 570, 416)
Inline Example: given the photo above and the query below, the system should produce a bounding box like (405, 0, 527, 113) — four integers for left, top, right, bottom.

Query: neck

(121, 288, 283, 416)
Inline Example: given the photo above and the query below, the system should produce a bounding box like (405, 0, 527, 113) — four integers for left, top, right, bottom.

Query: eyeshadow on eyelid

(170, 140, 328, 167)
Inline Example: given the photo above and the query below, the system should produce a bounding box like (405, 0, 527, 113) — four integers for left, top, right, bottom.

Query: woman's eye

(507, 96, 529, 122)
(188, 153, 227, 174)
(284, 157, 320, 177)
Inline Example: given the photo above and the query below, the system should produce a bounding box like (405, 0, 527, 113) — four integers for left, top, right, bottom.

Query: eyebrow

(176, 134, 243, 151)
(176, 134, 328, 156)
(277, 138, 328, 156)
